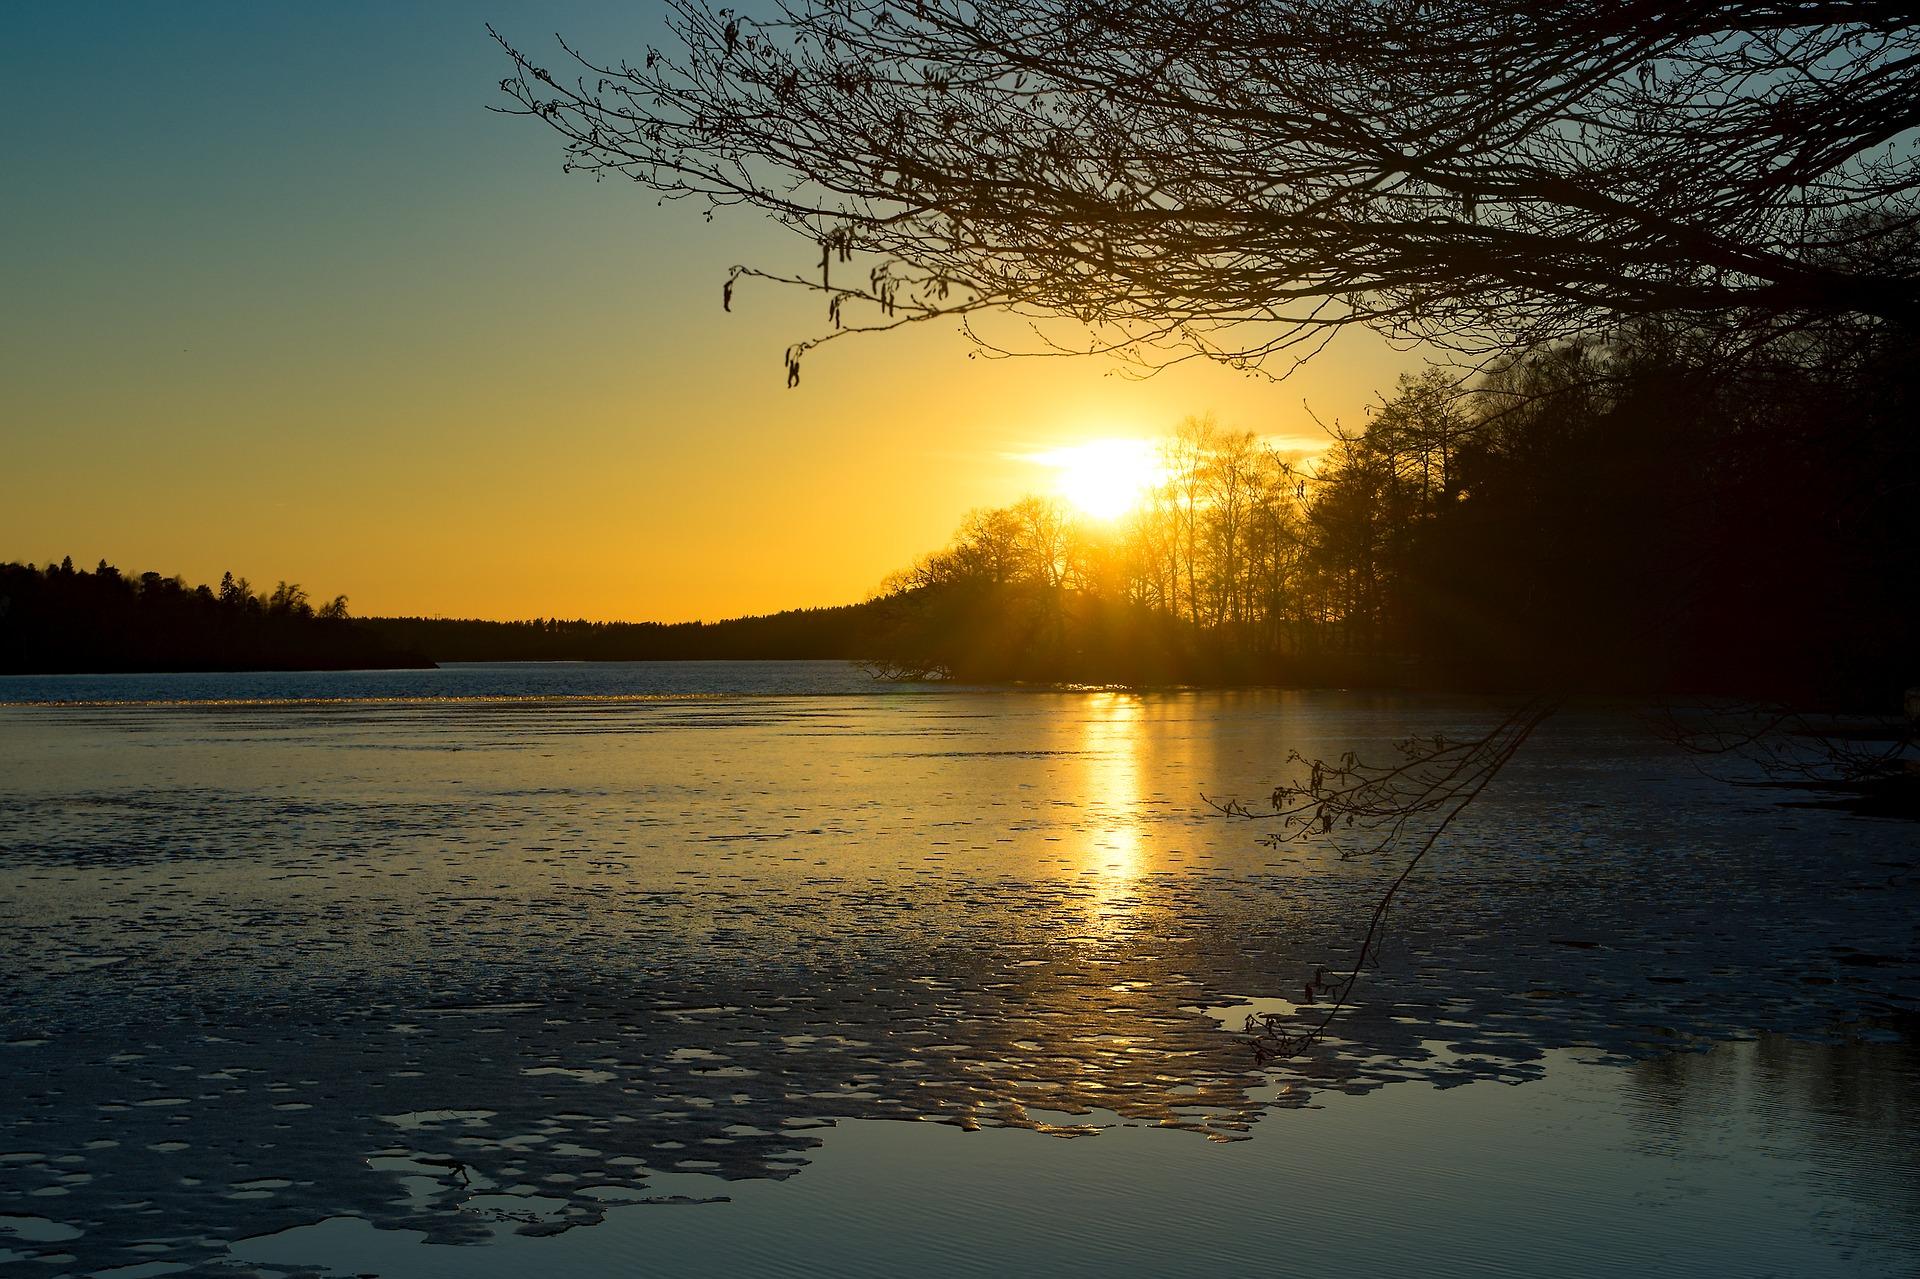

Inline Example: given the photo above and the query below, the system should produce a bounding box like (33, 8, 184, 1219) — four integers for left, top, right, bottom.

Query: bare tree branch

(494, 2, 1920, 379)
(1213, 696, 1558, 1060)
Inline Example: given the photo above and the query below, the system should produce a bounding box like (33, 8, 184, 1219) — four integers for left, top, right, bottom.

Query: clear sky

(1, 2, 1422, 621)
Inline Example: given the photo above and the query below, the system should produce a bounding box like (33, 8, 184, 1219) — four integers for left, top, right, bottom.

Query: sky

(1, 2, 1423, 622)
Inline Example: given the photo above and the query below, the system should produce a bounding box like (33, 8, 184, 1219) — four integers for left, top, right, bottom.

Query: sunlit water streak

(0, 661, 1914, 1276)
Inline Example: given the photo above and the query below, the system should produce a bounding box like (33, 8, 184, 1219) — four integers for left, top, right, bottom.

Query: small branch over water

(1214, 697, 1559, 1062)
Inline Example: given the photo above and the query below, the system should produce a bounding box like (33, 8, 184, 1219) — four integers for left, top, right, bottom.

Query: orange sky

(0, 5, 1423, 622)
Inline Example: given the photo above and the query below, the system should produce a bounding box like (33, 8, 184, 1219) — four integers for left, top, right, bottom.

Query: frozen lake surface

(1, 661, 1915, 1275)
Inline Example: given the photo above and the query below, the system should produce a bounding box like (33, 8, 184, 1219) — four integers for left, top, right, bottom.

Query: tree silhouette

(495, 1, 1920, 379)
(0, 561, 426, 674)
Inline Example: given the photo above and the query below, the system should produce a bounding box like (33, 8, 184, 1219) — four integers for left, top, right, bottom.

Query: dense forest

(0, 560, 429, 674)
(863, 329, 1919, 707)
(357, 606, 883, 663)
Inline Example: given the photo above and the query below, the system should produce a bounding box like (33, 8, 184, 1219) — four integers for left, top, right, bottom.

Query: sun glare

(1037, 438, 1162, 520)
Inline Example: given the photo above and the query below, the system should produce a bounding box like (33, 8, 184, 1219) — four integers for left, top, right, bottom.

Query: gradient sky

(1, 2, 1423, 621)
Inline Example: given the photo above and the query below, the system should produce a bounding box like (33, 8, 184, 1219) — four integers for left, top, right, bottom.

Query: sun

(1036, 438, 1162, 520)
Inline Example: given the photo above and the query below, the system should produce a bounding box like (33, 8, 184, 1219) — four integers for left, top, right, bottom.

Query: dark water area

(1, 662, 1915, 1276)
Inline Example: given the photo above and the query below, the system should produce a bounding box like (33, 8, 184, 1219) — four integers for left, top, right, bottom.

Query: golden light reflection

(1080, 692, 1147, 924)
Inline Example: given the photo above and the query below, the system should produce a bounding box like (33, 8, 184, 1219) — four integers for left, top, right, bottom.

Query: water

(0, 658, 888, 705)
(0, 661, 1914, 1276)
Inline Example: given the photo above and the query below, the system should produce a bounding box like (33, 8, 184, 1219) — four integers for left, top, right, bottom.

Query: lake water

(1, 661, 1915, 1276)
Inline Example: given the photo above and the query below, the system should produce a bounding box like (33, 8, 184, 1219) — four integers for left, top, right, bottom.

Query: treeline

(867, 329, 1919, 704)
(355, 604, 885, 663)
(0, 559, 430, 674)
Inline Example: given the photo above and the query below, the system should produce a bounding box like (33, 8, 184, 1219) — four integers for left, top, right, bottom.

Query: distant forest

(859, 328, 1919, 707)
(1, 563, 886, 676)
(0, 560, 428, 674)
(356, 607, 882, 664)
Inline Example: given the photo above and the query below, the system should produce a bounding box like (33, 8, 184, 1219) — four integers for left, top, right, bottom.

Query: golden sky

(0, 4, 1421, 622)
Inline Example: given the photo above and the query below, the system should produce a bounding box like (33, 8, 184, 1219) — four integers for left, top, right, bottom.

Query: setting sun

(1034, 438, 1163, 520)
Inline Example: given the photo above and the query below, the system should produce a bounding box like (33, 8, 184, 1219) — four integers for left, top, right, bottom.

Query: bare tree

(1012, 494, 1072, 587)
(495, 2, 1920, 381)
(1201, 429, 1261, 628)
(1159, 415, 1214, 625)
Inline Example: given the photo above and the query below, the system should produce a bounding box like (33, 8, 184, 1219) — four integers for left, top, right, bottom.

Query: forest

(861, 329, 1919, 707)
(1, 565, 884, 674)
(356, 606, 882, 664)
(0, 560, 428, 674)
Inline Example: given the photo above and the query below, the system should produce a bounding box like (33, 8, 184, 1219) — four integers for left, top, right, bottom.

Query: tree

(266, 581, 312, 618)
(1200, 428, 1263, 629)
(1159, 416, 1214, 625)
(1011, 495, 1072, 588)
(0, 561, 422, 674)
(496, 2, 1920, 380)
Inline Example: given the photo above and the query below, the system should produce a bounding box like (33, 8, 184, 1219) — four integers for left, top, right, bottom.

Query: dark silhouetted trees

(357, 605, 887, 664)
(0, 561, 428, 674)
(867, 331, 1919, 705)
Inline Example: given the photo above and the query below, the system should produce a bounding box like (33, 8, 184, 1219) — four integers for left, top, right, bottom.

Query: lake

(1, 661, 1915, 1276)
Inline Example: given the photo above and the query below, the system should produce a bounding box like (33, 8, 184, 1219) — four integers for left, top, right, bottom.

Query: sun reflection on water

(1080, 693, 1147, 923)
